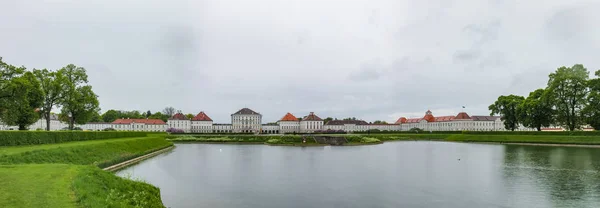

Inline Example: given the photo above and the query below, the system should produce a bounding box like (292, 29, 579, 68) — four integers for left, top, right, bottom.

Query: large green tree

(58, 64, 99, 129)
(546, 64, 589, 131)
(489, 94, 525, 131)
(0, 71, 44, 130)
(0, 57, 26, 110)
(60, 85, 100, 129)
(149, 111, 168, 122)
(185, 113, 194, 120)
(33, 69, 65, 130)
(102, 109, 120, 122)
(582, 70, 600, 130)
(517, 89, 554, 131)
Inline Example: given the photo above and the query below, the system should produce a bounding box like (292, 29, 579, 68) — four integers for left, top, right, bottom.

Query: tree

(102, 109, 120, 122)
(547, 64, 589, 131)
(583, 70, 600, 130)
(185, 113, 194, 120)
(33, 69, 65, 130)
(146, 110, 152, 118)
(373, 120, 388, 124)
(489, 94, 525, 131)
(0, 71, 44, 130)
(518, 89, 554, 131)
(60, 85, 100, 129)
(90, 111, 103, 122)
(0, 57, 26, 118)
(149, 111, 169, 122)
(163, 106, 176, 117)
(323, 117, 333, 124)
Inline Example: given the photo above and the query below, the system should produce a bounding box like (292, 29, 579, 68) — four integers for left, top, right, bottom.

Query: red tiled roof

(395, 117, 408, 124)
(454, 112, 471, 120)
(405, 118, 423, 123)
(112, 119, 166, 125)
(423, 114, 435, 122)
(192, 111, 212, 121)
(280, 112, 298, 121)
(434, 116, 455, 122)
(169, 113, 188, 120)
(303, 112, 322, 121)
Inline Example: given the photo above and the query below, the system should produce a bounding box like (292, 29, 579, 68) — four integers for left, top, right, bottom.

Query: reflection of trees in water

(503, 145, 600, 207)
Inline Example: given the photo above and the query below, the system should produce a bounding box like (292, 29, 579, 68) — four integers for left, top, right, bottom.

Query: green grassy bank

(0, 131, 147, 146)
(0, 134, 172, 208)
(0, 136, 173, 168)
(0, 164, 164, 208)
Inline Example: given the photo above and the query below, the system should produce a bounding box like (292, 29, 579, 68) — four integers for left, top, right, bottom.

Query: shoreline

(103, 145, 175, 172)
(169, 140, 382, 146)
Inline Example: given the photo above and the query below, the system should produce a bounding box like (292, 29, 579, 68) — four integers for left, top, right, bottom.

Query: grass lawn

(0, 164, 165, 208)
(0, 137, 153, 155)
(0, 137, 173, 168)
(0, 164, 79, 208)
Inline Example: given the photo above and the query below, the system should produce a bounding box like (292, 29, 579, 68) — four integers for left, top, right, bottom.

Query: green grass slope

(0, 164, 164, 208)
(0, 137, 173, 168)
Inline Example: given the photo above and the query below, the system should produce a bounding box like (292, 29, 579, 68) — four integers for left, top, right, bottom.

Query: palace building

(0, 107, 549, 132)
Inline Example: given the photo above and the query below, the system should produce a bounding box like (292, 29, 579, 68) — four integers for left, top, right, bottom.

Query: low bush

(360, 137, 381, 143)
(0, 131, 148, 146)
(166, 128, 184, 133)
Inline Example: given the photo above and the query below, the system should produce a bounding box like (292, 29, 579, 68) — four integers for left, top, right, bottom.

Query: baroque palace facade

(0, 107, 543, 132)
(162, 108, 537, 133)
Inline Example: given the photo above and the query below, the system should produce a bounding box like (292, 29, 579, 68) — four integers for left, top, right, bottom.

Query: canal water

(117, 142, 600, 208)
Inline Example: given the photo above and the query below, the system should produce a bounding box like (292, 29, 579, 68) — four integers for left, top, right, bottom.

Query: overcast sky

(1, 0, 600, 123)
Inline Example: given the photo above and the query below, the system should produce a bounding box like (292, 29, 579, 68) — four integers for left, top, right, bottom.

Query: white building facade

(231, 108, 262, 133)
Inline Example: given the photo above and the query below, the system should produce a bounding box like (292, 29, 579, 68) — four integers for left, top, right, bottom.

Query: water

(117, 142, 600, 208)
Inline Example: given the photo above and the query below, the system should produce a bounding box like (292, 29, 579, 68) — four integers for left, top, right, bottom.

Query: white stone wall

(78, 123, 112, 131)
(300, 120, 323, 133)
(261, 125, 279, 134)
(213, 124, 233, 133)
(279, 121, 300, 133)
(191, 120, 213, 133)
(167, 119, 191, 133)
(231, 114, 262, 133)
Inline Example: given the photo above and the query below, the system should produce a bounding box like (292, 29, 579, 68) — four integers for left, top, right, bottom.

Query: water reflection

(117, 142, 600, 208)
(502, 145, 600, 207)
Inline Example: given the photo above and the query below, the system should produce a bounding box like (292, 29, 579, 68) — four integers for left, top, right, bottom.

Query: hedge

(0, 131, 147, 146)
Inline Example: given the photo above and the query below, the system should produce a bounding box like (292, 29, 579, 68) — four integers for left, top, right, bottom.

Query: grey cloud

(453, 49, 481, 62)
(462, 20, 501, 45)
(1, 0, 599, 123)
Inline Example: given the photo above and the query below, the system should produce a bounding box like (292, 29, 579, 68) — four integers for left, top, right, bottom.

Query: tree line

(99, 107, 177, 122)
(490, 64, 600, 131)
(0, 57, 99, 130)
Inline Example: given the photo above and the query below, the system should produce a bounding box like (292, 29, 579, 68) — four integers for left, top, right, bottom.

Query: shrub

(103, 128, 116, 131)
(360, 137, 381, 143)
(409, 128, 425, 133)
(314, 129, 347, 134)
(166, 128, 184, 134)
(0, 131, 147, 146)
(265, 139, 282, 144)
